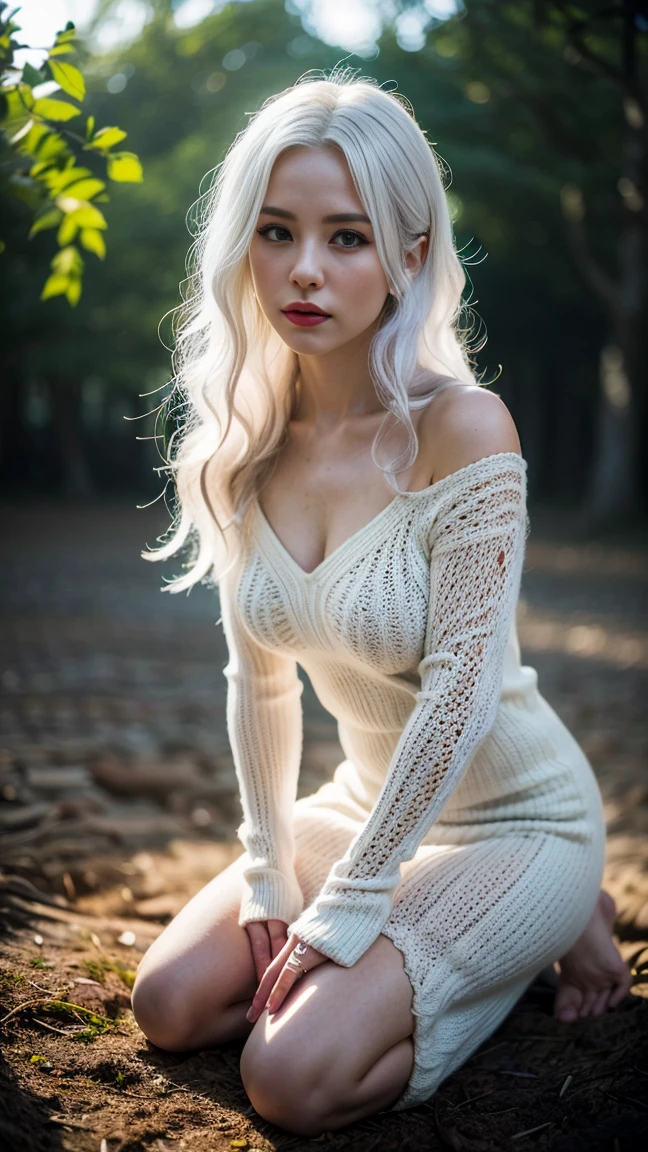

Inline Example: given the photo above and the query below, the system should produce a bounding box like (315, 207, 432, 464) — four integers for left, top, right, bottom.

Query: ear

(404, 233, 429, 280)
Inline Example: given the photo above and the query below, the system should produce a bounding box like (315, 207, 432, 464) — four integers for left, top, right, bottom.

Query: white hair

(144, 66, 483, 591)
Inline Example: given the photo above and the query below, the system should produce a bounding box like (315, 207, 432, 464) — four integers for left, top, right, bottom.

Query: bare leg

(130, 856, 417, 1135)
(131, 852, 259, 1050)
(239, 932, 415, 1136)
(554, 889, 633, 1021)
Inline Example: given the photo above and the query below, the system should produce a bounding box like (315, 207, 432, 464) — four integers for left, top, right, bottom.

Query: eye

(257, 224, 292, 242)
(331, 229, 368, 248)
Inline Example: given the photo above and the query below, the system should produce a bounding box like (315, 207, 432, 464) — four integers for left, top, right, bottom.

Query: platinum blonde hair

(144, 67, 483, 591)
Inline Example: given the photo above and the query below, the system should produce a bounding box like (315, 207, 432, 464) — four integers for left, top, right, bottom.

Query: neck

(293, 326, 386, 427)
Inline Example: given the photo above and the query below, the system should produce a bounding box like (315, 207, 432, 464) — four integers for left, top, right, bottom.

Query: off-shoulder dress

(216, 451, 606, 1111)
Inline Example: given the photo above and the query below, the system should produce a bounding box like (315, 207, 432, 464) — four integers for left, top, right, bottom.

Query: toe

(579, 988, 599, 1018)
(591, 987, 611, 1017)
(608, 964, 633, 1008)
(554, 982, 582, 1023)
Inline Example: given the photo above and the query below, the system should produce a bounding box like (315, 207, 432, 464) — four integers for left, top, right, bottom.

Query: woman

(131, 70, 632, 1136)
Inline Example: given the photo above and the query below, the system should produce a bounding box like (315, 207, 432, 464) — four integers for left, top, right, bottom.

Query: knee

(240, 1029, 340, 1136)
(130, 964, 197, 1052)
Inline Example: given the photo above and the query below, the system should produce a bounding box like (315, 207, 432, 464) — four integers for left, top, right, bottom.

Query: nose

(289, 239, 324, 291)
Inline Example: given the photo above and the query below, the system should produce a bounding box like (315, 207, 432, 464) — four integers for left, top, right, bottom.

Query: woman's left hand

(245, 933, 330, 1023)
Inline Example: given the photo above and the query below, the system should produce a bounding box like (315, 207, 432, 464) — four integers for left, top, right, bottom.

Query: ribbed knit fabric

(217, 451, 607, 1111)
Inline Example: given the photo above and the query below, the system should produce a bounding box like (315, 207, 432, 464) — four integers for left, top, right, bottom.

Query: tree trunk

(587, 342, 636, 522)
(0, 355, 31, 490)
(49, 376, 94, 499)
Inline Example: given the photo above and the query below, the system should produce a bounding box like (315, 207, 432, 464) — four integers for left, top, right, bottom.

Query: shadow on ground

(1, 501, 647, 1151)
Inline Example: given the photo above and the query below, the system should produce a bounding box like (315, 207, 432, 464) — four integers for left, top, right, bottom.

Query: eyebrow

(259, 205, 371, 225)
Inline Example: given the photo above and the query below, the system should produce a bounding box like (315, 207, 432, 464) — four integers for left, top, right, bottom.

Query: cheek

(334, 253, 389, 309)
(248, 245, 272, 298)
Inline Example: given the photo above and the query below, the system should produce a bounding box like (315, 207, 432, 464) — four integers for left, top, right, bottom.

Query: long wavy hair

(143, 67, 484, 591)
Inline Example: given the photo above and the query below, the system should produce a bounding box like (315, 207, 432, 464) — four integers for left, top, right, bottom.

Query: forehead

(264, 146, 366, 212)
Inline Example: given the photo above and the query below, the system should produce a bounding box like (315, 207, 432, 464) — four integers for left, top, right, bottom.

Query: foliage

(83, 955, 137, 990)
(0, 2, 143, 306)
(1, 0, 646, 508)
(44, 998, 115, 1041)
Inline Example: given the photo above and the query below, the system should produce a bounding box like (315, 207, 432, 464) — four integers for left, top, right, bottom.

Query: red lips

(283, 301, 330, 314)
(282, 301, 331, 327)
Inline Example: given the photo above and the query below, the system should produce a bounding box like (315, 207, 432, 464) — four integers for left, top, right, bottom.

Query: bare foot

(553, 889, 633, 1022)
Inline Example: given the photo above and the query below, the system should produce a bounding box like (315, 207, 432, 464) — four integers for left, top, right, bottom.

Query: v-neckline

(253, 492, 405, 581)
(251, 452, 527, 582)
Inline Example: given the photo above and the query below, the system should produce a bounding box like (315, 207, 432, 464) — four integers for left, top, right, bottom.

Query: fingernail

(245, 1008, 254, 1022)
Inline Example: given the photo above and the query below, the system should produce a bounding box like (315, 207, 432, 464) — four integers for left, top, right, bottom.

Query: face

(248, 146, 391, 357)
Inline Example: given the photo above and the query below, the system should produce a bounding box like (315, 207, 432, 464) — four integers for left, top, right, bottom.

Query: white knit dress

(216, 451, 606, 1112)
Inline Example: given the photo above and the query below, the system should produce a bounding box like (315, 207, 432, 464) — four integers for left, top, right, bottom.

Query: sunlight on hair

(142, 69, 487, 591)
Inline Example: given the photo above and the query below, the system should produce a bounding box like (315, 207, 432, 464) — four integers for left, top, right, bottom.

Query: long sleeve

(288, 457, 529, 966)
(218, 563, 305, 927)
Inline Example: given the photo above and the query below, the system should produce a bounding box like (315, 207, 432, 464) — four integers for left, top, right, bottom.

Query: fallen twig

(511, 1121, 552, 1140)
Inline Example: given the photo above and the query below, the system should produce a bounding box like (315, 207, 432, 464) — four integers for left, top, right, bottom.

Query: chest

(259, 416, 433, 575)
(236, 502, 433, 676)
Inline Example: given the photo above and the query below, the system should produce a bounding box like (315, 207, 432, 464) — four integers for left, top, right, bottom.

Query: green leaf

(0, 240, 5, 254)
(66, 276, 82, 306)
(16, 83, 35, 111)
(55, 197, 108, 230)
(52, 244, 83, 276)
(48, 60, 85, 102)
(32, 132, 70, 163)
(33, 97, 81, 122)
(14, 120, 49, 155)
(85, 115, 95, 140)
(41, 272, 69, 300)
(28, 208, 63, 238)
(49, 166, 93, 192)
(60, 177, 106, 200)
(57, 214, 80, 245)
(22, 62, 44, 87)
(106, 151, 143, 183)
(79, 227, 106, 259)
(48, 44, 75, 58)
(9, 116, 33, 144)
(1, 86, 33, 133)
(88, 126, 127, 150)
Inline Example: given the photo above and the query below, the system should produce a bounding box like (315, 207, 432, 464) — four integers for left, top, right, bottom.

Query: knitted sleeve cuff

(238, 867, 305, 927)
(288, 891, 391, 968)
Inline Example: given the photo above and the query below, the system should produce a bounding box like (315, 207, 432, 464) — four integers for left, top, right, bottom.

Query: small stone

(117, 930, 136, 947)
(191, 806, 213, 827)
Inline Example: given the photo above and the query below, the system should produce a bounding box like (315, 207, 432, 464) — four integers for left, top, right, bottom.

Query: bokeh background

(1, 4, 647, 1150)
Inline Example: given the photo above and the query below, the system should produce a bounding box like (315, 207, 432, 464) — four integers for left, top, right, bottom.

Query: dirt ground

(1, 500, 647, 1152)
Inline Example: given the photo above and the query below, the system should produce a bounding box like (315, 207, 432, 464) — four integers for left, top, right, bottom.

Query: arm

(218, 562, 305, 927)
(287, 452, 528, 967)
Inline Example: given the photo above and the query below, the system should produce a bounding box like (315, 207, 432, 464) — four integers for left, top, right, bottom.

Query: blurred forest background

(2, 0, 647, 524)
(2, 6, 648, 1148)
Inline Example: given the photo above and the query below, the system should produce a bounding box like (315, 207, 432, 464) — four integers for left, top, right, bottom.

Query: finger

(608, 966, 633, 1008)
(591, 987, 611, 1017)
(267, 920, 289, 961)
(266, 963, 302, 1015)
(579, 987, 599, 1018)
(245, 924, 272, 985)
(247, 953, 286, 1023)
(554, 983, 582, 1023)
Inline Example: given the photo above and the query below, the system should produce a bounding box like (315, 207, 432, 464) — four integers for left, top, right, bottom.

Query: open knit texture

(217, 452, 607, 1111)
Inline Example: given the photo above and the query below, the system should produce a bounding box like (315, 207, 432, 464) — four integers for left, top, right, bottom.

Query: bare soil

(1, 501, 647, 1152)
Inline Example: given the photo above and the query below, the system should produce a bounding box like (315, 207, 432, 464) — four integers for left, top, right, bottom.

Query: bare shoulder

(418, 382, 521, 485)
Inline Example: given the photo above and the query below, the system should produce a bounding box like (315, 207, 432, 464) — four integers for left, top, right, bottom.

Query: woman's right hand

(244, 919, 290, 984)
